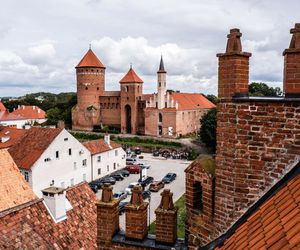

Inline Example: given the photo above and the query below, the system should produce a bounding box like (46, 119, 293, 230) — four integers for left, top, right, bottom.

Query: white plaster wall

(30, 129, 91, 197)
(91, 147, 126, 180)
(0, 118, 47, 128)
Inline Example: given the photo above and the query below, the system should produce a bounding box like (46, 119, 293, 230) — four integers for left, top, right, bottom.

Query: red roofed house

(0, 126, 27, 149)
(72, 50, 215, 138)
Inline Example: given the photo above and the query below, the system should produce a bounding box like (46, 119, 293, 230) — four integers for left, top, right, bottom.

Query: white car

(125, 182, 140, 194)
(137, 162, 151, 169)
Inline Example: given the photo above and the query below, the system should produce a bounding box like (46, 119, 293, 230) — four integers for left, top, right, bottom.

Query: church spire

(157, 55, 166, 73)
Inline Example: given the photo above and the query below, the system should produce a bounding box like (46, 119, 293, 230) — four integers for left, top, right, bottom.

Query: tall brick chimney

(125, 185, 148, 240)
(97, 184, 119, 248)
(283, 23, 300, 97)
(155, 189, 178, 245)
(217, 29, 252, 101)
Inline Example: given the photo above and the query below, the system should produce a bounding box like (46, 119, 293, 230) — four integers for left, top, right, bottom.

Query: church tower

(157, 56, 167, 109)
(119, 66, 143, 134)
(72, 48, 105, 131)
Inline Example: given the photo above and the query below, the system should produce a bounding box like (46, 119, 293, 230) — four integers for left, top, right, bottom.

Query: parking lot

(96, 153, 191, 229)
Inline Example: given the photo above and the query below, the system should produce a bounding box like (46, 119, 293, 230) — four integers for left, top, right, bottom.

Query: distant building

(8, 127, 91, 197)
(0, 102, 47, 128)
(83, 134, 126, 180)
(72, 50, 215, 137)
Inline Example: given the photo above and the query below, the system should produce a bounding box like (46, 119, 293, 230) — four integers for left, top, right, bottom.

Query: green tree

(200, 108, 217, 150)
(46, 107, 63, 125)
(249, 82, 282, 97)
(205, 94, 218, 105)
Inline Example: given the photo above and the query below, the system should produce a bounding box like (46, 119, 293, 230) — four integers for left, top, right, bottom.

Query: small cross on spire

(89, 43, 92, 50)
(130, 63, 132, 69)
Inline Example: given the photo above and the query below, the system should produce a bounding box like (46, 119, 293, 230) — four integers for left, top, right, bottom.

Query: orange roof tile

(171, 93, 216, 110)
(119, 68, 143, 84)
(0, 110, 25, 121)
(0, 182, 97, 248)
(83, 139, 121, 155)
(214, 166, 300, 250)
(0, 149, 36, 212)
(0, 126, 27, 149)
(11, 105, 46, 119)
(8, 127, 63, 170)
(0, 102, 5, 112)
(76, 49, 105, 68)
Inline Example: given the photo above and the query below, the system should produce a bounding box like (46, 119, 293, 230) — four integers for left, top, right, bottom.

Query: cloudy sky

(0, 0, 299, 97)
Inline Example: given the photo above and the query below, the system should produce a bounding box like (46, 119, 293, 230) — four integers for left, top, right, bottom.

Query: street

(96, 153, 191, 229)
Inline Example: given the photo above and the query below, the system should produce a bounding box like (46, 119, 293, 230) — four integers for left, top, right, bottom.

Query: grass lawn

(148, 194, 186, 238)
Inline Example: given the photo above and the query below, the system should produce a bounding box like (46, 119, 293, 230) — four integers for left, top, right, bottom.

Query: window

(97, 156, 101, 162)
(159, 113, 163, 123)
(68, 148, 72, 156)
(156, 102, 158, 108)
(73, 162, 77, 170)
(193, 181, 203, 212)
(24, 172, 29, 182)
(98, 168, 101, 175)
(64, 138, 68, 141)
(83, 174, 86, 181)
(70, 178, 74, 186)
(115, 150, 118, 157)
(85, 87, 88, 90)
(165, 102, 167, 108)
(159, 82, 161, 87)
(107, 165, 109, 172)
(113, 163, 116, 170)
(82, 159, 87, 167)
(61, 182, 65, 188)
(125, 86, 129, 92)
(44, 158, 51, 162)
(56, 151, 59, 159)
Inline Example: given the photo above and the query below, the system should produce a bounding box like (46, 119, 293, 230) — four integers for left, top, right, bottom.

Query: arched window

(193, 181, 203, 212)
(159, 113, 163, 123)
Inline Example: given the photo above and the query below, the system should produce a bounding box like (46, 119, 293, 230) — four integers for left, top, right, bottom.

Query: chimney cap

(42, 186, 64, 195)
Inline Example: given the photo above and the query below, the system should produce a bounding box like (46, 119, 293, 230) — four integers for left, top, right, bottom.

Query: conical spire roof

(157, 56, 166, 73)
(76, 49, 105, 68)
(119, 67, 143, 84)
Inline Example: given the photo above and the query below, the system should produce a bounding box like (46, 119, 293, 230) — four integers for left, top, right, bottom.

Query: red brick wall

(99, 96, 121, 127)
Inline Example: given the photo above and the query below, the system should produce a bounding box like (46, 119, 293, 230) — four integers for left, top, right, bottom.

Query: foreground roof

(0, 182, 97, 249)
(171, 93, 216, 110)
(119, 67, 143, 84)
(11, 105, 46, 120)
(83, 139, 121, 155)
(0, 126, 27, 149)
(76, 49, 105, 68)
(0, 150, 36, 212)
(208, 163, 300, 250)
(9, 127, 63, 170)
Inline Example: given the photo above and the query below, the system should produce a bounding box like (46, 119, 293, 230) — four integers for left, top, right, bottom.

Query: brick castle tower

(72, 48, 105, 131)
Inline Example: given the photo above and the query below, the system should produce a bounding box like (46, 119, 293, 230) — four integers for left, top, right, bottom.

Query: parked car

(118, 201, 128, 215)
(89, 179, 104, 189)
(149, 181, 165, 192)
(88, 182, 99, 193)
(125, 182, 140, 194)
(138, 176, 154, 187)
(126, 158, 137, 165)
(134, 148, 141, 155)
(117, 169, 130, 177)
(100, 176, 116, 185)
(162, 173, 177, 184)
(152, 150, 160, 157)
(138, 155, 144, 159)
(110, 172, 124, 181)
(124, 164, 141, 174)
(142, 190, 151, 200)
(113, 191, 127, 201)
(137, 162, 151, 169)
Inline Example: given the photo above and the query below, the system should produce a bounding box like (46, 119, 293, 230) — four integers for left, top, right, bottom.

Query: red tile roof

(0, 102, 5, 112)
(215, 167, 300, 250)
(0, 149, 37, 212)
(9, 127, 63, 170)
(76, 49, 105, 68)
(142, 94, 154, 101)
(119, 68, 143, 84)
(0, 182, 97, 249)
(83, 139, 121, 155)
(171, 93, 216, 110)
(0, 110, 25, 121)
(0, 126, 27, 149)
(11, 105, 46, 119)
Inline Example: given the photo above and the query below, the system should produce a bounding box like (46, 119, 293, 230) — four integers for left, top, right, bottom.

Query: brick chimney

(97, 184, 119, 248)
(125, 185, 148, 240)
(217, 29, 252, 101)
(155, 189, 178, 245)
(283, 23, 300, 97)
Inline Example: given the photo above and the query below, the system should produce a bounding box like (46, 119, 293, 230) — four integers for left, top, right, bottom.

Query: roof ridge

(203, 161, 300, 250)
